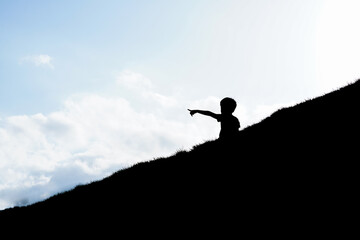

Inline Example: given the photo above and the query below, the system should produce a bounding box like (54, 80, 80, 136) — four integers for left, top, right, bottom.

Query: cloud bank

(0, 70, 292, 210)
(0, 71, 216, 210)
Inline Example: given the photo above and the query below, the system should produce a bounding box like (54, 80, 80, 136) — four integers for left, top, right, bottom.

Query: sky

(1, 0, 360, 210)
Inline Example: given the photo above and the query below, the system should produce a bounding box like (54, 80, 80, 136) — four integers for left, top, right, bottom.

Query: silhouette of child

(188, 97, 240, 139)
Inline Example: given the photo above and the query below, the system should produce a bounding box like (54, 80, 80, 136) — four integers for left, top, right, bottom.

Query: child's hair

(220, 97, 237, 114)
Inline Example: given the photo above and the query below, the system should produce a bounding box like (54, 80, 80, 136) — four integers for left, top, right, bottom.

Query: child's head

(220, 97, 237, 114)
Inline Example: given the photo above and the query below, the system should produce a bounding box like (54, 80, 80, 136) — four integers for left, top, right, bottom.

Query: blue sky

(0, 0, 331, 115)
(1, 0, 201, 114)
(1, 0, 360, 209)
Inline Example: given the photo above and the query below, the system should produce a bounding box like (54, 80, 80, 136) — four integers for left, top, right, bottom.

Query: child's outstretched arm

(188, 109, 219, 119)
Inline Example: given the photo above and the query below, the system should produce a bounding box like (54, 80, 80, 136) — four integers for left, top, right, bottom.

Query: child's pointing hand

(188, 109, 197, 116)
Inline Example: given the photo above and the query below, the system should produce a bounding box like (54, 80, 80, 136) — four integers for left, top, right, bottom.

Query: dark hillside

(1, 80, 359, 236)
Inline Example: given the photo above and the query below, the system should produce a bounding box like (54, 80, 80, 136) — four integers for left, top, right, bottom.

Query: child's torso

(219, 115, 240, 138)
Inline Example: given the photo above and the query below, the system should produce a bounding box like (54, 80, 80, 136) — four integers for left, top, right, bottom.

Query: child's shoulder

(231, 114, 239, 123)
(228, 114, 240, 125)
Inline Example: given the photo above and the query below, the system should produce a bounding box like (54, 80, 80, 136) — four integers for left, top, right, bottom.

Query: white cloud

(116, 70, 179, 107)
(0, 71, 216, 210)
(188, 96, 221, 112)
(20, 54, 54, 69)
(116, 70, 152, 91)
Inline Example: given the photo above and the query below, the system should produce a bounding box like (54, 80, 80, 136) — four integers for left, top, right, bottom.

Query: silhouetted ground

(1, 80, 359, 236)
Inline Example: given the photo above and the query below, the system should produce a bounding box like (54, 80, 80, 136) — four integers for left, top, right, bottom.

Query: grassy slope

(1, 80, 359, 235)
